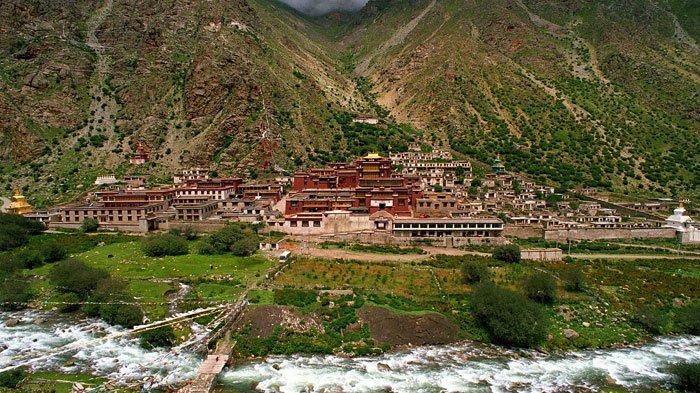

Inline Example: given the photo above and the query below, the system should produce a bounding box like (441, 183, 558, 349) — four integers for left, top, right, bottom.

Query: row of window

(394, 223, 502, 230)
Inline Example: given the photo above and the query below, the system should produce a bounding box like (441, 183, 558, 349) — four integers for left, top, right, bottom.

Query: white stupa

(665, 201, 693, 232)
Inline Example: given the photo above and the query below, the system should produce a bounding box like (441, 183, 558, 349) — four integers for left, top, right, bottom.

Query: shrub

(141, 234, 189, 257)
(470, 283, 549, 348)
(16, 249, 44, 269)
(140, 326, 176, 349)
(198, 242, 216, 255)
(0, 368, 25, 388)
(169, 226, 198, 241)
(0, 214, 44, 235)
(670, 362, 700, 392)
(56, 292, 81, 313)
(461, 261, 490, 284)
(492, 245, 521, 264)
(230, 237, 259, 257)
(81, 218, 99, 233)
(99, 303, 144, 328)
(0, 225, 29, 251)
(562, 267, 586, 292)
(49, 258, 110, 298)
(40, 242, 67, 263)
(632, 306, 667, 334)
(274, 288, 317, 307)
(0, 277, 33, 311)
(523, 272, 557, 304)
(677, 303, 700, 335)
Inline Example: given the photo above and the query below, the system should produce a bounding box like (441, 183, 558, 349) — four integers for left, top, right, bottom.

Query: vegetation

(461, 260, 490, 284)
(201, 223, 261, 256)
(49, 259, 143, 328)
(632, 306, 668, 335)
(670, 362, 700, 393)
(470, 283, 550, 348)
(319, 242, 425, 255)
(677, 303, 700, 335)
(0, 279, 33, 311)
(273, 288, 317, 307)
(80, 218, 99, 233)
(0, 368, 25, 389)
(561, 267, 586, 292)
(522, 272, 557, 304)
(140, 326, 176, 349)
(0, 213, 44, 251)
(492, 244, 521, 264)
(141, 234, 189, 257)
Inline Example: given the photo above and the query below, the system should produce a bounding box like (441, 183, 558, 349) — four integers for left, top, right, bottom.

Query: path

(0, 197, 10, 213)
(614, 243, 700, 256)
(572, 253, 700, 260)
(354, 0, 437, 76)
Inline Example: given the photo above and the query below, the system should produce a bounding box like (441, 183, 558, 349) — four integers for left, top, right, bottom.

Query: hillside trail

(82, 0, 119, 160)
(354, 0, 437, 76)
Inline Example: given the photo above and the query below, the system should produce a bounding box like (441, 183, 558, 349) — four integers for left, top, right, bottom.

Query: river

(1, 310, 699, 392)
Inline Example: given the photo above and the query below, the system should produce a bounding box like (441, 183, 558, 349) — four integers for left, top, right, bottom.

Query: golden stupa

(7, 188, 33, 215)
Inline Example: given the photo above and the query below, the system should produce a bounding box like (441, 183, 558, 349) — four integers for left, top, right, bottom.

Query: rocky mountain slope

(1, 0, 698, 206)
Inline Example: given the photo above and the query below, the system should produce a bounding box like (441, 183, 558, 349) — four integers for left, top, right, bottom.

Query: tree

(16, 249, 44, 269)
(40, 242, 67, 263)
(523, 272, 557, 304)
(49, 259, 109, 298)
(461, 261, 490, 284)
(169, 226, 198, 241)
(0, 225, 29, 252)
(81, 218, 99, 233)
(141, 234, 189, 257)
(230, 236, 259, 257)
(470, 283, 549, 348)
(492, 245, 521, 264)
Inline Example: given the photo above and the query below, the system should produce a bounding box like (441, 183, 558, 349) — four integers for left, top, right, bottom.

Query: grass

(16, 371, 108, 393)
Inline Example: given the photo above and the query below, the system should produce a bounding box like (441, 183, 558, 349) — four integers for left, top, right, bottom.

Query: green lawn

(69, 241, 271, 281)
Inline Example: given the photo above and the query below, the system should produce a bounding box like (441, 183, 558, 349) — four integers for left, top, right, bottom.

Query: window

(313, 221, 321, 228)
(302, 221, 310, 227)
(290, 221, 298, 227)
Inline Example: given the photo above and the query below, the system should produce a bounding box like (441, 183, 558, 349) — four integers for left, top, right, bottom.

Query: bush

(56, 292, 81, 313)
(632, 306, 667, 334)
(99, 303, 144, 328)
(677, 303, 700, 335)
(0, 214, 44, 235)
(461, 261, 490, 284)
(274, 288, 317, 307)
(141, 234, 189, 257)
(523, 272, 557, 304)
(140, 326, 176, 349)
(492, 245, 521, 264)
(40, 242, 67, 263)
(0, 225, 29, 251)
(169, 226, 198, 241)
(471, 283, 549, 348)
(198, 242, 217, 255)
(81, 218, 99, 233)
(49, 258, 109, 298)
(0, 368, 25, 388)
(562, 267, 586, 292)
(230, 236, 259, 257)
(16, 249, 44, 269)
(0, 277, 33, 311)
(670, 362, 700, 392)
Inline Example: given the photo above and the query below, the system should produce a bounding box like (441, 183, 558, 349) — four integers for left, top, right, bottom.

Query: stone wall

(503, 225, 545, 239)
(681, 230, 700, 244)
(544, 227, 676, 242)
(161, 221, 228, 233)
(521, 248, 563, 262)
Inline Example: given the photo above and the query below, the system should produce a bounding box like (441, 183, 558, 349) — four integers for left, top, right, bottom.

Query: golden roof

(364, 153, 383, 160)
(8, 188, 32, 214)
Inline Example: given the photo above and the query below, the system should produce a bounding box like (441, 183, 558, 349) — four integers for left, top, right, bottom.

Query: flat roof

(395, 218, 503, 224)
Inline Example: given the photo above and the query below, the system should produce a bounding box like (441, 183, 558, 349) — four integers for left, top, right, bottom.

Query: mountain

(1, 0, 698, 206)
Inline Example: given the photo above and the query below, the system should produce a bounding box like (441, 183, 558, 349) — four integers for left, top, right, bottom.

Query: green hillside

(0, 0, 698, 205)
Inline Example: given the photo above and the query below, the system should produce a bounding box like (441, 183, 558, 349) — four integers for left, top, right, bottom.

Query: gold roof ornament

(364, 153, 383, 160)
(7, 188, 33, 215)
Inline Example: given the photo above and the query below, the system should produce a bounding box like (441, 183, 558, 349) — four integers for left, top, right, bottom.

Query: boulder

(33, 318, 47, 325)
(377, 362, 392, 372)
(563, 329, 579, 340)
(582, 322, 591, 328)
(5, 318, 20, 327)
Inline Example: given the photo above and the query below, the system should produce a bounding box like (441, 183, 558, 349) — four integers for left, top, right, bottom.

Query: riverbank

(2, 309, 698, 393)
